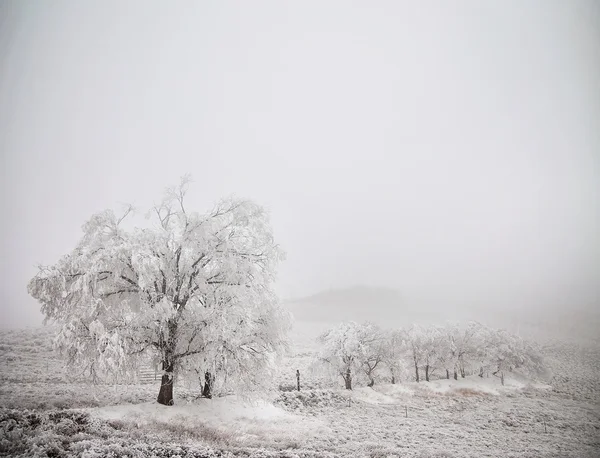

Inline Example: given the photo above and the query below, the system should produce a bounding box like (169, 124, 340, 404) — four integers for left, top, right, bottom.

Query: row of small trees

(316, 321, 545, 389)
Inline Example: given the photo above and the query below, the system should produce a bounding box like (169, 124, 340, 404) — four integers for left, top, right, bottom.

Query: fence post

(296, 369, 300, 391)
(405, 406, 408, 418)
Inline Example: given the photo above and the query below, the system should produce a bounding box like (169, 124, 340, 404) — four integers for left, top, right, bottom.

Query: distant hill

(282, 285, 600, 345)
(283, 285, 447, 329)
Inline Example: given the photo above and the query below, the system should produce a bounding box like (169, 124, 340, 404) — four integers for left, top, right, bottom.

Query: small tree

(406, 325, 426, 382)
(448, 321, 483, 379)
(484, 329, 545, 385)
(431, 325, 454, 380)
(317, 322, 358, 389)
(28, 177, 289, 405)
(359, 323, 385, 387)
(381, 329, 408, 384)
(317, 322, 383, 389)
(420, 325, 447, 382)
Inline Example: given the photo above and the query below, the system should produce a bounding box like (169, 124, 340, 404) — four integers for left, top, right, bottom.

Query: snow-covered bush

(0, 408, 227, 458)
(275, 390, 349, 411)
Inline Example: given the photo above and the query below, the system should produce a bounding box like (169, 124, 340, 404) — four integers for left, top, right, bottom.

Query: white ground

(1, 327, 599, 457)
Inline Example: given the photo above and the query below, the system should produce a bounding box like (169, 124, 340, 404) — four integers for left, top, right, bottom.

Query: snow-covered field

(1, 327, 599, 457)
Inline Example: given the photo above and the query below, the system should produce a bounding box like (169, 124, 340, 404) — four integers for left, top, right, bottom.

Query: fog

(1, 1, 598, 329)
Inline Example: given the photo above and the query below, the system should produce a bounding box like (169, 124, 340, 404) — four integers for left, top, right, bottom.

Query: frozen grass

(1, 327, 599, 457)
(0, 408, 227, 458)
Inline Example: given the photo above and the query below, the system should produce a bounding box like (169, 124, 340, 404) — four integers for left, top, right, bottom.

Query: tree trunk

(344, 368, 352, 390)
(479, 366, 484, 378)
(391, 375, 396, 384)
(202, 371, 214, 398)
(157, 359, 174, 406)
(296, 370, 300, 391)
(501, 371, 504, 386)
(425, 364, 430, 382)
(367, 377, 374, 387)
(446, 369, 450, 379)
(157, 319, 178, 406)
(453, 369, 458, 380)
(414, 361, 420, 383)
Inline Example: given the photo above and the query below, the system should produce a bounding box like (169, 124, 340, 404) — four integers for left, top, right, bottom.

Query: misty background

(1, 1, 598, 335)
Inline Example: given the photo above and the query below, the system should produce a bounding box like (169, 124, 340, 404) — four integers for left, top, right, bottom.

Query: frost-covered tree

(406, 325, 426, 382)
(317, 322, 359, 390)
(428, 325, 459, 381)
(481, 329, 545, 385)
(358, 323, 386, 387)
(381, 329, 408, 384)
(403, 325, 450, 382)
(420, 325, 447, 382)
(28, 176, 289, 405)
(316, 322, 383, 389)
(447, 321, 482, 379)
(404, 323, 485, 382)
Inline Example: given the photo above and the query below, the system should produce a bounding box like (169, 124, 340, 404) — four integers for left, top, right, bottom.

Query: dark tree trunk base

(344, 368, 352, 390)
(202, 371, 214, 399)
(157, 372, 174, 406)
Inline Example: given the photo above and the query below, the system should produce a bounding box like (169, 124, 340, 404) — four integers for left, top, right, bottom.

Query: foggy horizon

(2, 1, 599, 329)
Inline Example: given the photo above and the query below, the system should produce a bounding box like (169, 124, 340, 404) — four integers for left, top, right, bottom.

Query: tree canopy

(28, 177, 290, 405)
(316, 321, 384, 389)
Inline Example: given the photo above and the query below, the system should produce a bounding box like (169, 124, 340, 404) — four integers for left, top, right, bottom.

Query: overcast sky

(1, 1, 599, 328)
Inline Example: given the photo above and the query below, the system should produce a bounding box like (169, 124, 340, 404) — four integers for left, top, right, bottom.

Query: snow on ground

(408, 374, 551, 396)
(351, 385, 402, 404)
(89, 396, 327, 453)
(355, 376, 510, 402)
(1, 328, 600, 457)
(93, 396, 290, 423)
(327, 375, 553, 406)
(90, 395, 327, 446)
